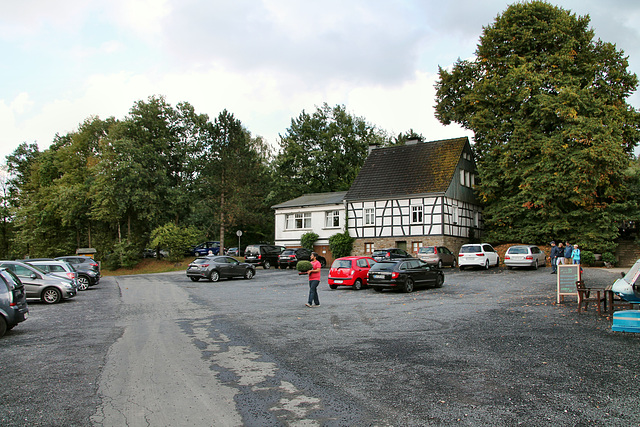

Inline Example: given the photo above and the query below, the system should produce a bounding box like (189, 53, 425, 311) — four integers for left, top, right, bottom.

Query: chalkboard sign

(557, 264, 581, 303)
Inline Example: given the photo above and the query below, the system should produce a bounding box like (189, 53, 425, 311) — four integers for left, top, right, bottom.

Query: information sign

(557, 264, 580, 303)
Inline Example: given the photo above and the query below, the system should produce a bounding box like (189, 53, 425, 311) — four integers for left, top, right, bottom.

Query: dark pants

(308, 280, 320, 305)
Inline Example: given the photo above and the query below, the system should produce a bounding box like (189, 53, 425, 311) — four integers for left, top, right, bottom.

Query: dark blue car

(192, 241, 221, 256)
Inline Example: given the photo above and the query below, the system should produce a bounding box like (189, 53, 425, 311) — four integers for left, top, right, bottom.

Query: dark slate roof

(345, 137, 469, 201)
(272, 191, 347, 209)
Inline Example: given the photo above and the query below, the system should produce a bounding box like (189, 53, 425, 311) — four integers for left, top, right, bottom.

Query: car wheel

(77, 276, 90, 291)
(403, 278, 414, 293)
(373, 287, 383, 292)
(353, 279, 363, 291)
(209, 271, 220, 282)
(435, 273, 444, 288)
(329, 284, 338, 290)
(0, 316, 6, 337)
(484, 260, 490, 270)
(533, 260, 539, 270)
(438, 260, 443, 269)
(244, 269, 254, 280)
(190, 277, 200, 282)
(263, 260, 271, 269)
(496, 257, 500, 267)
(42, 287, 62, 304)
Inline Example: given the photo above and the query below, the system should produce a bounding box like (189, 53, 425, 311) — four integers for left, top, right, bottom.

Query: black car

(371, 248, 413, 262)
(0, 268, 29, 337)
(55, 256, 101, 289)
(367, 259, 444, 293)
(277, 248, 327, 269)
(244, 244, 286, 269)
(186, 256, 256, 282)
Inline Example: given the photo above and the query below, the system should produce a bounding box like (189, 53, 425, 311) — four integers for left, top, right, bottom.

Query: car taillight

(476, 253, 484, 257)
(386, 252, 391, 257)
(505, 255, 510, 260)
(258, 255, 262, 259)
(526, 255, 533, 260)
(201, 264, 210, 267)
(434, 247, 438, 254)
(391, 272, 399, 279)
(67, 272, 75, 280)
(459, 254, 464, 257)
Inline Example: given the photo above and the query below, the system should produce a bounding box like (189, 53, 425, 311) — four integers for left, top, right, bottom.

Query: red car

(328, 256, 377, 290)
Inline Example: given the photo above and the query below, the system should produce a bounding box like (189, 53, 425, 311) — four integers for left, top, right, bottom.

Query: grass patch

(102, 257, 196, 276)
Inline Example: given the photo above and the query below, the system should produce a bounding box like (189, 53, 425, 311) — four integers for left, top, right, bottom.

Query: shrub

(301, 232, 319, 251)
(105, 240, 140, 270)
(602, 252, 617, 266)
(150, 223, 200, 262)
(329, 232, 354, 259)
(581, 250, 595, 266)
(297, 260, 312, 272)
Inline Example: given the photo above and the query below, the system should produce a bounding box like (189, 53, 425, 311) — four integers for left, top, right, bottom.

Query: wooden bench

(605, 284, 635, 315)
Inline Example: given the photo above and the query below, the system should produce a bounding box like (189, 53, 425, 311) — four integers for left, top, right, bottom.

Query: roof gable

(345, 137, 469, 201)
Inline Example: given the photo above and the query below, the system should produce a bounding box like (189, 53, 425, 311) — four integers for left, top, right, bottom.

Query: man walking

(305, 252, 322, 307)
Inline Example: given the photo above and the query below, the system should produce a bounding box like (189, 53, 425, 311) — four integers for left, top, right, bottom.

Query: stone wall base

(352, 236, 470, 257)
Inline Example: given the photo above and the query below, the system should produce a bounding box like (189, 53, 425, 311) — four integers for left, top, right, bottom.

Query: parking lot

(1, 264, 640, 426)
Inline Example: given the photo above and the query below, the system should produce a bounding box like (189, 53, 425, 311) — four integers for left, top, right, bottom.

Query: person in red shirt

(305, 252, 322, 307)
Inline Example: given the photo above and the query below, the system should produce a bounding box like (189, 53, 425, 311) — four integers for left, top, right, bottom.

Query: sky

(1, 0, 639, 163)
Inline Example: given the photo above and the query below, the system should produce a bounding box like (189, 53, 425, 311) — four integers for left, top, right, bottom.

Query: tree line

(1, 99, 398, 266)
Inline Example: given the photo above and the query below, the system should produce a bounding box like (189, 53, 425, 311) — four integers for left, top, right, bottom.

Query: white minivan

(458, 243, 500, 270)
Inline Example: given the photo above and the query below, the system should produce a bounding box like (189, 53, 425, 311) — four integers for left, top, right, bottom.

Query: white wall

(274, 203, 345, 247)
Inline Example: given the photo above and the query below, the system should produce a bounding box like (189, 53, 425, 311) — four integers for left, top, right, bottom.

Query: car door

(440, 247, 454, 266)
(483, 244, 498, 265)
(2, 264, 41, 298)
(214, 257, 232, 278)
(226, 257, 245, 277)
(404, 259, 425, 285)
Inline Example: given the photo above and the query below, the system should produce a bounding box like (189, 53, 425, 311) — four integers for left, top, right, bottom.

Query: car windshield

(508, 247, 528, 254)
(281, 249, 296, 256)
(372, 250, 386, 256)
(245, 246, 259, 256)
(419, 247, 434, 254)
(331, 259, 352, 269)
(369, 262, 398, 272)
(460, 245, 482, 253)
(0, 269, 23, 289)
(192, 258, 210, 265)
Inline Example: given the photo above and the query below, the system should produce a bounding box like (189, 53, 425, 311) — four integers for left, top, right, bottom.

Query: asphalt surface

(1, 264, 639, 426)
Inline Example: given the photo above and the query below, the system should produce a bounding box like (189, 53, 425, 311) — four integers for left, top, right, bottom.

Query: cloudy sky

(1, 0, 639, 162)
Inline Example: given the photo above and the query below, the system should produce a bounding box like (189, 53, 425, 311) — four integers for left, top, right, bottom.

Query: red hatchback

(328, 256, 377, 290)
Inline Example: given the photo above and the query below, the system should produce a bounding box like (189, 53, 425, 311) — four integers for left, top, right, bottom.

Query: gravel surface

(1, 264, 639, 426)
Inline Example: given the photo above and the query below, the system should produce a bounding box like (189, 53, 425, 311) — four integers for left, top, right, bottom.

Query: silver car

(504, 245, 547, 270)
(0, 261, 77, 304)
(26, 260, 81, 289)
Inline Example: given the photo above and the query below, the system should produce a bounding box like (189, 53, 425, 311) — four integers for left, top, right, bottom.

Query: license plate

(373, 274, 385, 279)
(334, 280, 343, 284)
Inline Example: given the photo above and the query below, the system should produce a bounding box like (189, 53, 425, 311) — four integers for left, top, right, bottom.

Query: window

(411, 205, 423, 223)
(452, 206, 459, 225)
(412, 241, 422, 253)
(356, 258, 368, 268)
(364, 242, 373, 253)
(286, 213, 311, 229)
(325, 210, 340, 228)
(364, 208, 375, 225)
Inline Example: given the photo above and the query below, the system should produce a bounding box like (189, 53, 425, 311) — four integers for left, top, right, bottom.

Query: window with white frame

(325, 210, 340, 228)
(286, 213, 311, 230)
(364, 208, 375, 225)
(411, 205, 423, 223)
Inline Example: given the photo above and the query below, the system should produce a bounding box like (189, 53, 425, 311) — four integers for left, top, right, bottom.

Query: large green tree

(435, 1, 640, 251)
(272, 103, 389, 204)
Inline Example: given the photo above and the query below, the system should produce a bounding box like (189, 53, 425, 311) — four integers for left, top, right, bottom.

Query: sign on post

(557, 264, 581, 303)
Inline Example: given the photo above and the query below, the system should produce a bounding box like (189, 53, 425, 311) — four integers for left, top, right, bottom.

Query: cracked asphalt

(1, 264, 639, 426)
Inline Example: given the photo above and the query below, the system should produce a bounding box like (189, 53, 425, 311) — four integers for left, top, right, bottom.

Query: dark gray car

(55, 256, 101, 289)
(0, 261, 77, 304)
(0, 268, 29, 337)
(187, 256, 256, 282)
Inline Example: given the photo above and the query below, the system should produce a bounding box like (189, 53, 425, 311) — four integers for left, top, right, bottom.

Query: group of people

(550, 241, 581, 274)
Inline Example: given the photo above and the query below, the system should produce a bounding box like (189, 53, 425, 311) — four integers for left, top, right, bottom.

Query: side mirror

(31, 273, 37, 280)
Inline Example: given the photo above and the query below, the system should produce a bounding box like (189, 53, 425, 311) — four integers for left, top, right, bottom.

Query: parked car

(371, 248, 413, 262)
(417, 246, 457, 268)
(367, 258, 444, 293)
(0, 261, 77, 304)
(191, 241, 221, 256)
(226, 247, 240, 256)
(55, 256, 101, 289)
(244, 244, 286, 269)
(186, 255, 256, 282)
(25, 260, 80, 290)
(328, 256, 377, 290)
(458, 243, 500, 270)
(504, 245, 547, 270)
(0, 268, 29, 337)
(143, 248, 169, 258)
(277, 248, 327, 269)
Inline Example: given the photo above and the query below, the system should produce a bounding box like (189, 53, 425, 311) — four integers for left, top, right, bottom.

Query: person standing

(550, 241, 560, 274)
(571, 244, 581, 264)
(305, 252, 322, 308)
(564, 241, 573, 264)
